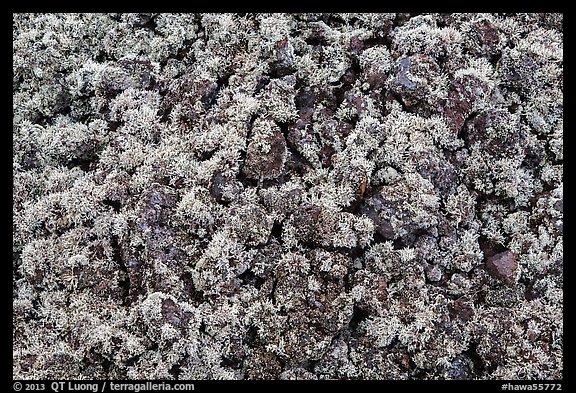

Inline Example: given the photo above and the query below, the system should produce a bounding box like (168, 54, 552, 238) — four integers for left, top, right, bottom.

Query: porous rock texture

(13, 13, 563, 380)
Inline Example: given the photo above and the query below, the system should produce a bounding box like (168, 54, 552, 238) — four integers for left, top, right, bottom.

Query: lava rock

(210, 173, 243, 203)
(463, 109, 524, 158)
(485, 250, 517, 284)
(388, 54, 443, 116)
(271, 39, 295, 77)
(242, 121, 287, 180)
(361, 195, 396, 240)
(443, 73, 490, 133)
(471, 18, 502, 56)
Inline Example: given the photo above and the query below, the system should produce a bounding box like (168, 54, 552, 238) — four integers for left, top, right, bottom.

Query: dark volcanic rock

(486, 250, 517, 284)
(242, 122, 287, 180)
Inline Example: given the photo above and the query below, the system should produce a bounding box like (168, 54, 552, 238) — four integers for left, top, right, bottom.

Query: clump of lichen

(13, 13, 562, 380)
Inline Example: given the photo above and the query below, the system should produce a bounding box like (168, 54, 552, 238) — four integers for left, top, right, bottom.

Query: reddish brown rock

(473, 19, 501, 55)
(242, 128, 287, 180)
(486, 250, 517, 284)
(448, 299, 475, 323)
(443, 74, 490, 133)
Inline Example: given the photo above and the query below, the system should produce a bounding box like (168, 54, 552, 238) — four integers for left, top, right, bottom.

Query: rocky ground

(13, 13, 563, 380)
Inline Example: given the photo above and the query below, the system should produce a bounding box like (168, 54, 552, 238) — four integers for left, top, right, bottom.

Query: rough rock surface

(486, 250, 518, 284)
